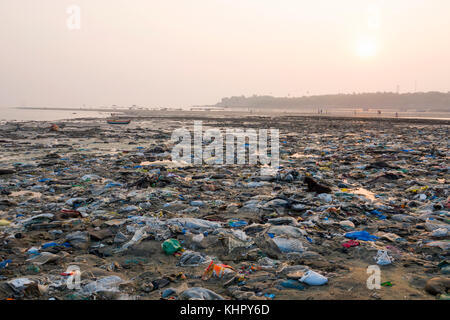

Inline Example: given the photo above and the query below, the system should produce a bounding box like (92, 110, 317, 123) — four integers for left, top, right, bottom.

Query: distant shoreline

(6, 107, 450, 125)
(16, 106, 123, 113)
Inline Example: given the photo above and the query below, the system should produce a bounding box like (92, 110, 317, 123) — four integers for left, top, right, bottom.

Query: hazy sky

(1, 0, 449, 108)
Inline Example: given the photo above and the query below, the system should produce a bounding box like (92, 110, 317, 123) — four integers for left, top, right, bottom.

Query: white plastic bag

(375, 250, 393, 265)
(300, 270, 328, 286)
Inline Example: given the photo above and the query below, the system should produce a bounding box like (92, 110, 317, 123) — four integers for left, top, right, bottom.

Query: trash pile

(0, 116, 448, 300)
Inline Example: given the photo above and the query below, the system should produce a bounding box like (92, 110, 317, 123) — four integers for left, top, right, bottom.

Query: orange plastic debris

(202, 261, 235, 280)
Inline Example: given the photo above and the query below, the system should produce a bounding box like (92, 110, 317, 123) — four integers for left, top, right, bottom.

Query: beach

(0, 113, 448, 300)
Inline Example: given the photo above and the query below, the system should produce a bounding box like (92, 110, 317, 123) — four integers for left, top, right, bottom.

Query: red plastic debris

(342, 240, 360, 248)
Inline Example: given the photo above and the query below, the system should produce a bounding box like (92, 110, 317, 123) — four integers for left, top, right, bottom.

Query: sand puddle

(349, 188, 377, 201)
(10, 191, 42, 199)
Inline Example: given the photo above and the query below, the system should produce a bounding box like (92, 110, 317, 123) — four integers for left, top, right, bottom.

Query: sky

(0, 0, 449, 109)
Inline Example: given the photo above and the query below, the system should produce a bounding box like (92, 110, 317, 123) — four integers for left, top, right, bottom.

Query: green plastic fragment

(162, 239, 182, 255)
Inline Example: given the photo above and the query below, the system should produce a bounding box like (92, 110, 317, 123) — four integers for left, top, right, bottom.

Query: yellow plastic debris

(0, 219, 12, 226)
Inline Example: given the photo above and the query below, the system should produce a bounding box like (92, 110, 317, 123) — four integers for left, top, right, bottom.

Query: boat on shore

(107, 119, 131, 125)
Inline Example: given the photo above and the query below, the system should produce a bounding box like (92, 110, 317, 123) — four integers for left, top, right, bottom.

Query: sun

(356, 37, 378, 59)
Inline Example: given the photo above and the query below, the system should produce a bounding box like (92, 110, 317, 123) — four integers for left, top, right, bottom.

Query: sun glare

(356, 37, 378, 59)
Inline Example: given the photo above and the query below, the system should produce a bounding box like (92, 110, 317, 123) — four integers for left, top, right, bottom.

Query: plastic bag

(272, 237, 305, 253)
(375, 250, 393, 265)
(179, 287, 225, 300)
(300, 270, 328, 286)
(162, 239, 182, 255)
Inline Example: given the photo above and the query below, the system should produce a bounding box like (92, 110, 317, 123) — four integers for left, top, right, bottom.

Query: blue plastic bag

(345, 230, 379, 241)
